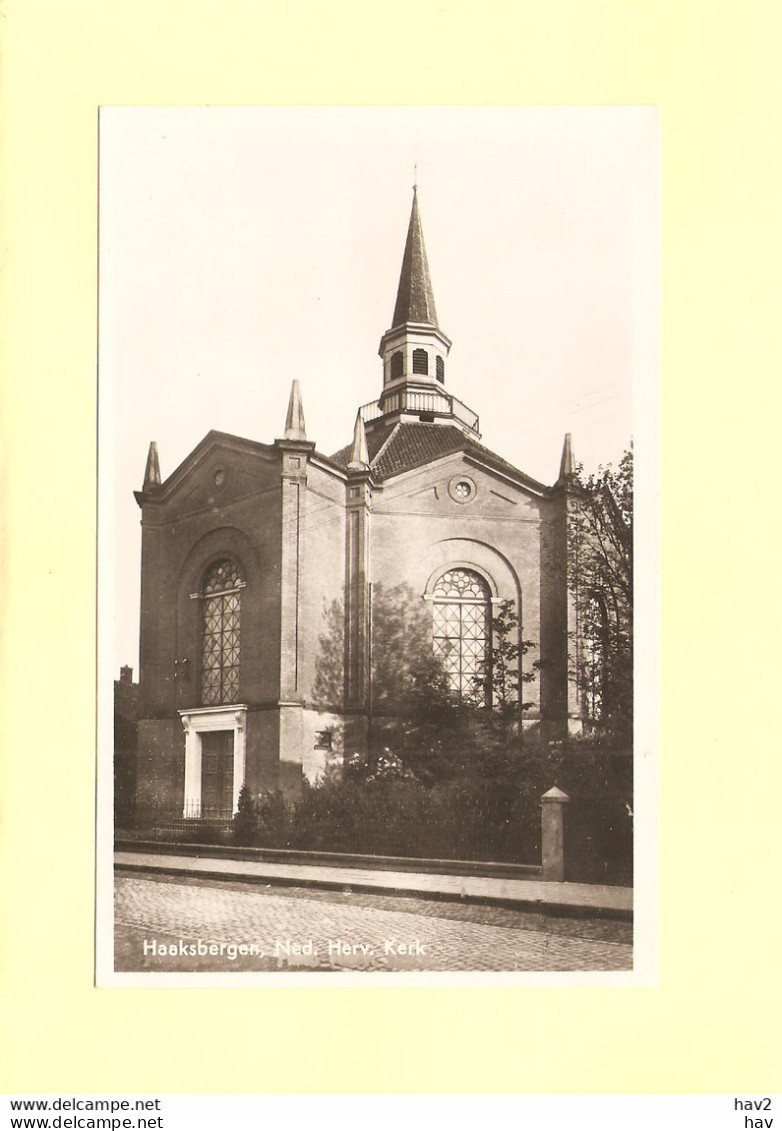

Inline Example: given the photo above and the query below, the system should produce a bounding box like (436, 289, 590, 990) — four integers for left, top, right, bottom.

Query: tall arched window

(390, 351, 404, 380)
(432, 568, 491, 706)
(201, 558, 243, 705)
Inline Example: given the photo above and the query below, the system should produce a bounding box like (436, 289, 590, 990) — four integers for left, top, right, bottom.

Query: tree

(312, 582, 540, 783)
(366, 581, 466, 783)
(462, 598, 539, 781)
(567, 446, 633, 743)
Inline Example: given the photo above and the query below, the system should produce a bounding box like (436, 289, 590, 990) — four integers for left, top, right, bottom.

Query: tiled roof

(329, 420, 398, 470)
(372, 423, 464, 479)
(329, 421, 548, 492)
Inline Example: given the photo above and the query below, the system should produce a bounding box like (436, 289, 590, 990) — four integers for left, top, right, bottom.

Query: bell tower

(371, 187, 480, 439)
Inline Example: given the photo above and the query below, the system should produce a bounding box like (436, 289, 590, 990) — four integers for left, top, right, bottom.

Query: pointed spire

(143, 441, 161, 488)
(283, 379, 307, 441)
(392, 186, 438, 328)
(347, 415, 369, 470)
(558, 432, 575, 481)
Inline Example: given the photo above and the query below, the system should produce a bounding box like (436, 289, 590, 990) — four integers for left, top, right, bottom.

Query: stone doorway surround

(179, 705, 248, 817)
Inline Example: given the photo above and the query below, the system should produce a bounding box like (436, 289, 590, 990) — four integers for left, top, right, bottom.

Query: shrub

(255, 790, 292, 848)
(232, 784, 257, 846)
(228, 741, 631, 879)
(270, 775, 542, 864)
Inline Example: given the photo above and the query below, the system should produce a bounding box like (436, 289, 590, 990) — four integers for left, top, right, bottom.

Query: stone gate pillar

(540, 785, 570, 881)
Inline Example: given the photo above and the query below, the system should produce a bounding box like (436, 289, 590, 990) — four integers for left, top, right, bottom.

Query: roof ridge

(369, 421, 402, 468)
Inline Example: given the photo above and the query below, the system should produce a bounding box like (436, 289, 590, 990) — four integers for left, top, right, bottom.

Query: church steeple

(391, 186, 439, 329)
(372, 188, 480, 440)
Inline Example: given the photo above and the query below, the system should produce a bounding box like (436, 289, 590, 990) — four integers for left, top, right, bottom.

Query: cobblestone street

(115, 873, 632, 973)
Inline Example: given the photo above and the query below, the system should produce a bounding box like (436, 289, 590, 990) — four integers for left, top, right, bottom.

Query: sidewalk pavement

(114, 849, 632, 918)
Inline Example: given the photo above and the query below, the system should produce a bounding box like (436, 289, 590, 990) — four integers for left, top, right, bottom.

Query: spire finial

(558, 432, 576, 482)
(284, 379, 307, 441)
(347, 414, 369, 471)
(143, 441, 161, 488)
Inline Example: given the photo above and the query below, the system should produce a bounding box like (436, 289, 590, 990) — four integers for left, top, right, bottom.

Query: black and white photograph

(97, 106, 657, 983)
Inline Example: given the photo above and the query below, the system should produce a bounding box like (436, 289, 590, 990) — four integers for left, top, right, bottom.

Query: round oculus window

(448, 476, 477, 503)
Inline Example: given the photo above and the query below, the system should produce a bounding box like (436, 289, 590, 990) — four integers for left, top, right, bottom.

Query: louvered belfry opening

(412, 348, 429, 375)
(200, 558, 243, 705)
(432, 568, 492, 707)
(391, 351, 404, 380)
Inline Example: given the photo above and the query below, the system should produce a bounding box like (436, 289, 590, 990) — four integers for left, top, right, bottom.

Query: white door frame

(179, 705, 248, 817)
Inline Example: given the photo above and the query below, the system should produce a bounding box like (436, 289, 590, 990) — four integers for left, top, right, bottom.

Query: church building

(132, 189, 582, 821)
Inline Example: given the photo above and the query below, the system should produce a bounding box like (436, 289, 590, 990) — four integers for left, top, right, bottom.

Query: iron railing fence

(116, 782, 632, 883)
(117, 804, 542, 865)
(119, 807, 235, 846)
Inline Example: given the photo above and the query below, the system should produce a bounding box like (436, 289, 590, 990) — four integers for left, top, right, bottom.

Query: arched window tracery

(432, 568, 492, 706)
(200, 558, 243, 705)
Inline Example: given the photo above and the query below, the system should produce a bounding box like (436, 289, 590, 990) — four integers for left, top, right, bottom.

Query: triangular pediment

(135, 430, 278, 514)
(375, 450, 546, 519)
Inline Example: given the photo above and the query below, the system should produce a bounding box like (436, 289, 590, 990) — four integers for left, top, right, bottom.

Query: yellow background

(1, 0, 780, 1094)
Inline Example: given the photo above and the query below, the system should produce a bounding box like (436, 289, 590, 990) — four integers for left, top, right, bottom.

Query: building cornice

(378, 321, 452, 357)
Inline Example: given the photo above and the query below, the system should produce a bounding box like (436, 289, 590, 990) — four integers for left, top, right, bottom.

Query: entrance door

(200, 730, 234, 818)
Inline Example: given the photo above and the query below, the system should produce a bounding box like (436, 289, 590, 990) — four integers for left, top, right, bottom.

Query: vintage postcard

(96, 106, 658, 986)
(3, 0, 779, 1103)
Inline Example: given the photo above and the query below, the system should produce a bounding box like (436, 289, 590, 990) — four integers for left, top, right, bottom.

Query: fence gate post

(540, 786, 570, 881)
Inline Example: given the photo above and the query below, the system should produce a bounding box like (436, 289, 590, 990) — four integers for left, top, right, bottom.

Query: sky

(99, 106, 657, 674)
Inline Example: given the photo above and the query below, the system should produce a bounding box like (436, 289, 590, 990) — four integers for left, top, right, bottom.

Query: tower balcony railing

(359, 388, 479, 434)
